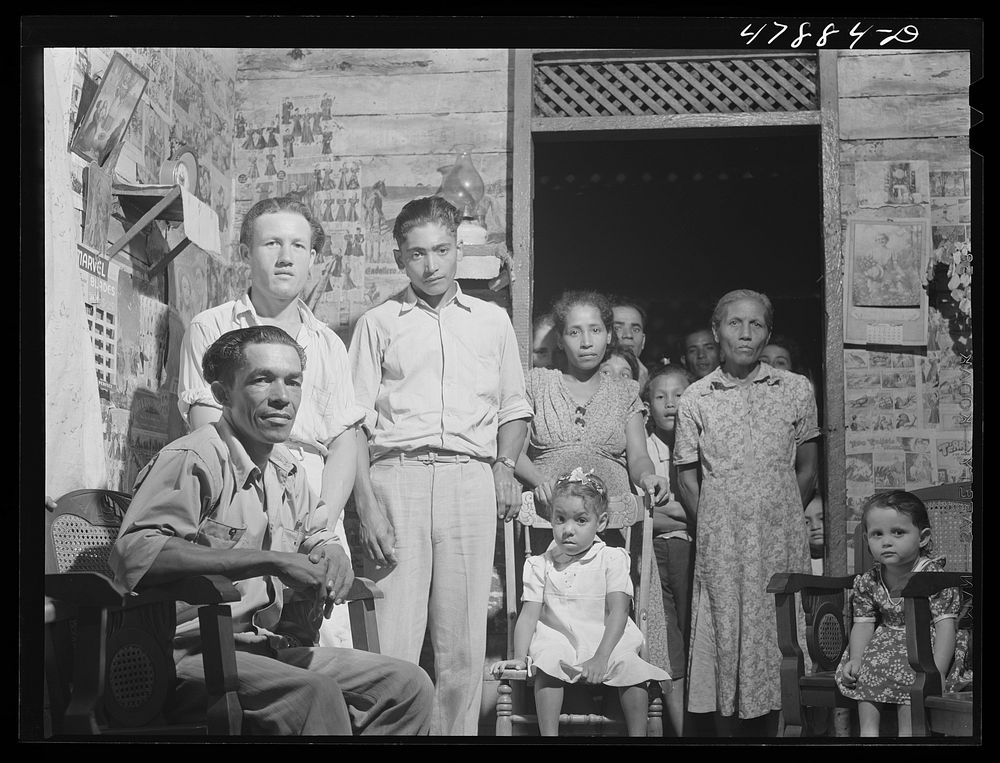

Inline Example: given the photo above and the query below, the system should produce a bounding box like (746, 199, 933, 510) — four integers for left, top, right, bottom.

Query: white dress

(524, 539, 670, 687)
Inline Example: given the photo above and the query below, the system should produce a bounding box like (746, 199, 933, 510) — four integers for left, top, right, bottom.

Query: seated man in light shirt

(110, 326, 433, 735)
(349, 196, 532, 735)
(178, 196, 365, 648)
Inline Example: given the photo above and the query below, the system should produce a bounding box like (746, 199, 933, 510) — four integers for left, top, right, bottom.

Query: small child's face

(864, 506, 929, 569)
(550, 495, 606, 557)
(647, 371, 689, 433)
(803, 495, 824, 554)
(760, 344, 793, 371)
(600, 355, 634, 382)
(532, 323, 559, 369)
(393, 221, 459, 300)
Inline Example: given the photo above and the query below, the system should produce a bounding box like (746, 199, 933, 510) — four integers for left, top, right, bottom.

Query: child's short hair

(392, 196, 461, 246)
(861, 490, 933, 555)
(643, 362, 692, 401)
(604, 344, 641, 380)
(552, 469, 609, 518)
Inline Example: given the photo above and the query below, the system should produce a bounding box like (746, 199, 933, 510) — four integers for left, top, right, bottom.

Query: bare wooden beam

(818, 49, 847, 576)
(512, 49, 534, 371)
(530, 111, 821, 133)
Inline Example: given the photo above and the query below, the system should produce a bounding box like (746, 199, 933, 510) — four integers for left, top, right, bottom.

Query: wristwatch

(493, 456, 516, 470)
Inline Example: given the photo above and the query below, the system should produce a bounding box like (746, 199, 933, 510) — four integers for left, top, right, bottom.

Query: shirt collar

(214, 416, 299, 489)
(704, 361, 780, 392)
(647, 432, 670, 462)
(399, 282, 472, 315)
(546, 537, 606, 566)
(234, 291, 325, 341)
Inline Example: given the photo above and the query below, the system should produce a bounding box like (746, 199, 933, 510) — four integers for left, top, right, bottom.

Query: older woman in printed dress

(674, 289, 820, 737)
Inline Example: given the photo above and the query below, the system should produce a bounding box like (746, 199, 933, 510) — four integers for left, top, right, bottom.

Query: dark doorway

(532, 127, 825, 416)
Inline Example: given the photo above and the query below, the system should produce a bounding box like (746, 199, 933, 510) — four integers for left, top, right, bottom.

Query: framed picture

(844, 218, 930, 346)
(70, 52, 148, 167)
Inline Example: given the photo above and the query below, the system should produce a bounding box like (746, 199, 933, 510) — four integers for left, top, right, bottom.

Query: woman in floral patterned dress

(513, 290, 675, 721)
(674, 289, 820, 736)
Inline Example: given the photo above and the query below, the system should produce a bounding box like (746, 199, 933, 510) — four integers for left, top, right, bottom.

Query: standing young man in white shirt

(349, 196, 532, 735)
(178, 196, 365, 648)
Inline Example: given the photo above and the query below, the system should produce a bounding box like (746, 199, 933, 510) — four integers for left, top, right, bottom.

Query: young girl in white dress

(493, 469, 668, 736)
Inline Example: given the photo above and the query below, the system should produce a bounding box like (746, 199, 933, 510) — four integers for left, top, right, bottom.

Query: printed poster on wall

(844, 218, 930, 346)
(854, 160, 930, 208)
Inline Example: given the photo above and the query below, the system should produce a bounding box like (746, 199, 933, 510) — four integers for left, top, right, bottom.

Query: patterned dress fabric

(835, 557, 962, 704)
(674, 362, 819, 718)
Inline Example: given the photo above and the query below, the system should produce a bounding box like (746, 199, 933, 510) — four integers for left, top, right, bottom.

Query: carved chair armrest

(900, 572, 970, 598)
(345, 577, 383, 602)
(767, 572, 856, 595)
(495, 668, 529, 682)
(45, 572, 129, 608)
(146, 574, 241, 605)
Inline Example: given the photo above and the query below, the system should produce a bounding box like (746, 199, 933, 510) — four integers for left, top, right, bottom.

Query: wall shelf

(107, 184, 191, 279)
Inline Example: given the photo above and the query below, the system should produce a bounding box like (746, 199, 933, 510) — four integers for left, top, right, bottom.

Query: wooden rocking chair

(44, 488, 384, 737)
(768, 481, 973, 737)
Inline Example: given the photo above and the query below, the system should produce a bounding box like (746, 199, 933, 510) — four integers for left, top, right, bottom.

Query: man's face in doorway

(612, 305, 646, 357)
(683, 329, 720, 379)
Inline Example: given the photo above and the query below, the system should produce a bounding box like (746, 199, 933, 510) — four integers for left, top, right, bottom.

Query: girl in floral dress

(836, 490, 961, 736)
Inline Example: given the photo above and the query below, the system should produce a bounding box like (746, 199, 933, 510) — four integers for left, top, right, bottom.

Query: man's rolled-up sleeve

(292, 470, 339, 555)
(347, 314, 383, 435)
(319, 334, 367, 445)
(496, 318, 533, 426)
(109, 448, 216, 591)
(178, 320, 222, 424)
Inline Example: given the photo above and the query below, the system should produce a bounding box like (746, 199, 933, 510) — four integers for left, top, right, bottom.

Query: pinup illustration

(301, 111, 314, 144)
(851, 222, 926, 307)
(346, 165, 360, 189)
(342, 260, 357, 291)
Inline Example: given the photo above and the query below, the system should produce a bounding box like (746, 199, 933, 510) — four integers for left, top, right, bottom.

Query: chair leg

(62, 607, 107, 735)
(646, 688, 664, 737)
(198, 604, 242, 735)
(496, 681, 513, 736)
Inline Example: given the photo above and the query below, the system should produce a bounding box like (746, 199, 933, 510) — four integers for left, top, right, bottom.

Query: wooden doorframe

(511, 48, 847, 573)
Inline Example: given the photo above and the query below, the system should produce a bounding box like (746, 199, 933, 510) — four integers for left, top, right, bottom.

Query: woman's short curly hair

(550, 290, 614, 336)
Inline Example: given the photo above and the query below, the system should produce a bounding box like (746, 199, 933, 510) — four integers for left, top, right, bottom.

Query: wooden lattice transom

(534, 56, 818, 117)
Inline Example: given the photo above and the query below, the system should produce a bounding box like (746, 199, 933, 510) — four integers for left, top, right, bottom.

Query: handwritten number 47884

(740, 22, 919, 49)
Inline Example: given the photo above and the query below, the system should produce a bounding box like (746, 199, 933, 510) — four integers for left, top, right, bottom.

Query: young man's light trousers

(365, 456, 497, 736)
